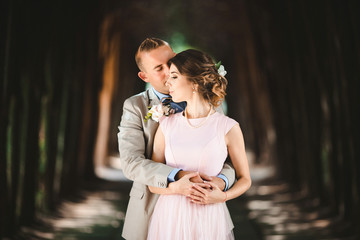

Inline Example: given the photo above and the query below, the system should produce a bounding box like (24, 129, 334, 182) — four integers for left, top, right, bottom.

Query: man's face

(138, 45, 175, 94)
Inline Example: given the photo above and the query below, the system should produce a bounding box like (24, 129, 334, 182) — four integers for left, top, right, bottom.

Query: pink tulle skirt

(147, 195, 234, 240)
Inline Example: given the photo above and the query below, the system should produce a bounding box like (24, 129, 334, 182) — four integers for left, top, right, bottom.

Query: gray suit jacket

(118, 88, 235, 240)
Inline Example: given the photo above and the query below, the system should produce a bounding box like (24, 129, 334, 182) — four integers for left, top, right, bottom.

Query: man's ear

(138, 71, 149, 82)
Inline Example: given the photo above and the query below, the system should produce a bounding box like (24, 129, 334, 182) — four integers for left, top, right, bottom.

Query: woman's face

(166, 64, 194, 103)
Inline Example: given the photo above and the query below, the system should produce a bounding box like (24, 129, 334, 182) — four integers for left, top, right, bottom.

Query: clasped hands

(169, 171, 226, 205)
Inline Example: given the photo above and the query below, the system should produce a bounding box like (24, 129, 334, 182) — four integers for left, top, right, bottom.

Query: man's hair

(135, 38, 169, 71)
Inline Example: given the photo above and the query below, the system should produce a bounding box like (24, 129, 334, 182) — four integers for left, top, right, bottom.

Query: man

(118, 38, 235, 240)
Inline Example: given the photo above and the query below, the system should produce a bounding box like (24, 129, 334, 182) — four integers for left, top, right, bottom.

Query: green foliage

(169, 32, 193, 53)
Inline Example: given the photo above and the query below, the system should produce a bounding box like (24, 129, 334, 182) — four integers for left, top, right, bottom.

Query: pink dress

(147, 111, 238, 240)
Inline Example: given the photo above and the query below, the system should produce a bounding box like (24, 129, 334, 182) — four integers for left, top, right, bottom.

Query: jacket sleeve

(117, 98, 174, 188)
(220, 162, 236, 189)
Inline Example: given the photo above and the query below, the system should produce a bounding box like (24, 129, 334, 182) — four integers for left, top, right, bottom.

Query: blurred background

(1, 0, 359, 239)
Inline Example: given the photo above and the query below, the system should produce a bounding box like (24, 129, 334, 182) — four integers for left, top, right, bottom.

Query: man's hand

(176, 170, 205, 183)
(207, 176, 226, 191)
(176, 171, 225, 190)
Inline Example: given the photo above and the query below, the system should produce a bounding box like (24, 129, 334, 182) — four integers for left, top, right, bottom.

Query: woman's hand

(189, 181, 227, 204)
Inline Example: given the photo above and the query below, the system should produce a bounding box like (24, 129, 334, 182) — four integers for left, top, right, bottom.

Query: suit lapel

(147, 88, 161, 107)
(143, 88, 160, 158)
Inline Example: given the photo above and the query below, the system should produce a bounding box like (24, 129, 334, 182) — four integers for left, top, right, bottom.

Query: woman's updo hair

(168, 49, 228, 108)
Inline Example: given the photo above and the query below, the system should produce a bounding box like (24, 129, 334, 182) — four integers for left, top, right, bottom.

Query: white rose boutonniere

(144, 99, 175, 122)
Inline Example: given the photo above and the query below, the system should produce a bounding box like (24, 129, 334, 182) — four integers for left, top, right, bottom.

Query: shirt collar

(152, 88, 171, 102)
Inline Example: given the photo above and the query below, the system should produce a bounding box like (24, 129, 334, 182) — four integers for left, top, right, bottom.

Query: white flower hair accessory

(144, 98, 175, 122)
(215, 61, 227, 77)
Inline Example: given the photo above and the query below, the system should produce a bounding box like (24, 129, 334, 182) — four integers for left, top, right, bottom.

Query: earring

(192, 87, 196, 94)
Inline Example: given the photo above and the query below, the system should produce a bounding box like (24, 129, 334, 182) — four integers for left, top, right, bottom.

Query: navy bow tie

(161, 97, 172, 105)
(161, 97, 186, 113)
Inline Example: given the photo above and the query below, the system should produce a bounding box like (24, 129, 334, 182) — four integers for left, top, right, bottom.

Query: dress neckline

(180, 111, 218, 129)
(181, 111, 218, 119)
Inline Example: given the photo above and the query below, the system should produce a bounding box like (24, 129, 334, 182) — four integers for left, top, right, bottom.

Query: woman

(147, 49, 251, 239)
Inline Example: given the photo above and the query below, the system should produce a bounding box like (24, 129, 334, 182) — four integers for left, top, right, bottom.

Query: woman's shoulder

(213, 111, 236, 121)
(213, 112, 239, 133)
